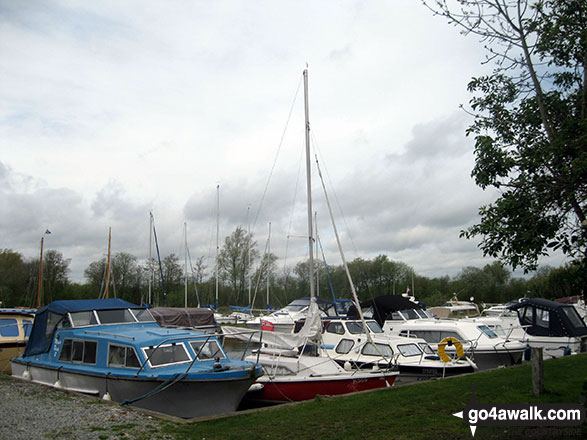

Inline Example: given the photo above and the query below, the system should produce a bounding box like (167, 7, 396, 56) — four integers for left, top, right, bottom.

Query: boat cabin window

(366, 321, 384, 334)
(477, 325, 498, 339)
(23, 319, 33, 337)
(346, 322, 366, 334)
(406, 330, 462, 344)
(59, 339, 98, 365)
(335, 339, 355, 354)
(361, 343, 393, 358)
(400, 309, 421, 320)
(535, 309, 550, 329)
(70, 311, 99, 327)
(108, 344, 140, 368)
(143, 343, 190, 367)
(130, 309, 156, 322)
(97, 309, 136, 324)
(397, 343, 422, 357)
(562, 307, 586, 329)
(46, 312, 63, 341)
(389, 312, 403, 321)
(0, 318, 19, 337)
(190, 340, 226, 360)
(326, 322, 345, 335)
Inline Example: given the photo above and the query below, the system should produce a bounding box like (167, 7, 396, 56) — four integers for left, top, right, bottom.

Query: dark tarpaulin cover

(347, 295, 422, 327)
(24, 299, 140, 357)
(150, 307, 216, 328)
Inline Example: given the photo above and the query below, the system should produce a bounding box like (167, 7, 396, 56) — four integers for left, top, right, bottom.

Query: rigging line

(251, 73, 304, 234)
(311, 131, 360, 258)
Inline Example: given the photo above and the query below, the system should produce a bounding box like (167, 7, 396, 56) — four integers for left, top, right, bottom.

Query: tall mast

(105, 227, 112, 299)
(267, 221, 271, 308)
(37, 236, 44, 309)
(303, 68, 315, 300)
(184, 222, 188, 308)
(148, 213, 153, 305)
(247, 205, 251, 307)
(215, 184, 220, 308)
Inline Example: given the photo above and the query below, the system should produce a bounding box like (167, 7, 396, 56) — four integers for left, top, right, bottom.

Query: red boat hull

(247, 373, 396, 403)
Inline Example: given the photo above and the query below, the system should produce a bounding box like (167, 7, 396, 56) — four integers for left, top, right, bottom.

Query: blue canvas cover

(24, 299, 140, 357)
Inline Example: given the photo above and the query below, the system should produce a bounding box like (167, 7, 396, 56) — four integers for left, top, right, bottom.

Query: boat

(474, 298, 587, 359)
(244, 345, 397, 403)
(245, 297, 348, 332)
(350, 295, 526, 371)
(0, 308, 35, 375)
(11, 299, 263, 418)
(428, 295, 480, 318)
(318, 317, 476, 384)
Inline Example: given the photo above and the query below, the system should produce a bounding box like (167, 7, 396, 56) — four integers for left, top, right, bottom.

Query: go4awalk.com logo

(453, 392, 585, 437)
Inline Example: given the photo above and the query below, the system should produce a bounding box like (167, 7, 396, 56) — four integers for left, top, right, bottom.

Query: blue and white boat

(11, 299, 263, 418)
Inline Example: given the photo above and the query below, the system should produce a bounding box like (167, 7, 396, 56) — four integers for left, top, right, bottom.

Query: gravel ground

(0, 376, 174, 440)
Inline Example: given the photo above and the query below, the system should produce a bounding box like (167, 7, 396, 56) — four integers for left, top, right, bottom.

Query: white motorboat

(474, 298, 587, 359)
(349, 295, 526, 371)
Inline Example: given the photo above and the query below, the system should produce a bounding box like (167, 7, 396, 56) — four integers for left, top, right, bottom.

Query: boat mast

(184, 222, 188, 308)
(215, 184, 220, 309)
(247, 205, 252, 308)
(36, 236, 44, 309)
(148, 212, 153, 305)
(105, 227, 112, 299)
(303, 68, 315, 301)
(267, 221, 271, 308)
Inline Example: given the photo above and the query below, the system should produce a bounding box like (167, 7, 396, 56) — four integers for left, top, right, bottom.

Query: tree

(39, 249, 70, 305)
(0, 249, 30, 307)
(218, 226, 258, 304)
(425, 1, 586, 272)
(162, 253, 183, 287)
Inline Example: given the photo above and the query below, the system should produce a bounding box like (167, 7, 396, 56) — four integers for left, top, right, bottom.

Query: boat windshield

(144, 343, 190, 367)
(398, 309, 422, 320)
(190, 340, 226, 360)
(366, 321, 384, 333)
(477, 325, 498, 339)
(418, 342, 435, 354)
(562, 307, 586, 329)
(362, 342, 393, 358)
(345, 321, 366, 334)
(397, 343, 423, 357)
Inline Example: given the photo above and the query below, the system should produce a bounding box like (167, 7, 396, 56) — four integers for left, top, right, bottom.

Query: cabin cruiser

(474, 298, 587, 359)
(349, 296, 526, 371)
(11, 299, 262, 418)
(0, 308, 35, 375)
(319, 318, 476, 384)
(245, 297, 351, 332)
(428, 295, 480, 318)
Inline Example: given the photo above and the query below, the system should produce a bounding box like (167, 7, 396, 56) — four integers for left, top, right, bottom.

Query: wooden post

(531, 347, 544, 396)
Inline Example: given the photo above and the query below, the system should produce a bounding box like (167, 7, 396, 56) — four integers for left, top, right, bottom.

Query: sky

(0, 0, 566, 285)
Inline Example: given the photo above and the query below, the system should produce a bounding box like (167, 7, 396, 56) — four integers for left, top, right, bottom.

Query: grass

(156, 353, 587, 440)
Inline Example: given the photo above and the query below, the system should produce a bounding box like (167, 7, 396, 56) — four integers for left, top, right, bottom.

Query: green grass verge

(160, 353, 586, 440)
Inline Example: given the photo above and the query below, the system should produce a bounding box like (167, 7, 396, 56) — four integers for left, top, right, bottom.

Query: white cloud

(0, 0, 543, 284)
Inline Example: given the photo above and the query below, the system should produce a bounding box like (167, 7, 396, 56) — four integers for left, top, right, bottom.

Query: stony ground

(0, 376, 174, 440)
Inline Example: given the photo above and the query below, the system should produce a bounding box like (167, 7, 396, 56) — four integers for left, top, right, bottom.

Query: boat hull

(246, 372, 396, 403)
(0, 343, 27, 375)
(11, 360, 259, 419)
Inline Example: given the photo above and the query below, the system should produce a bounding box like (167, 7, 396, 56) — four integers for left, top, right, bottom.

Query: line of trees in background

(1, 226, 584, 310)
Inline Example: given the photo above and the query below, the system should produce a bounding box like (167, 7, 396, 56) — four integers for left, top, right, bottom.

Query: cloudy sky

(0, 0, 565, 285)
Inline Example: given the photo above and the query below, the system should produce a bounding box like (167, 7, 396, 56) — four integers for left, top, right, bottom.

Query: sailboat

(237, 69, 398, 403)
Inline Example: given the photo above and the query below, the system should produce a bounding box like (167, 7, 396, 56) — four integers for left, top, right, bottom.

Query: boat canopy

(347, 295, 423, 327)
(150, 307, 215, 327)
(508, 298, 587, 338)
(24, 299, 143, 357)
